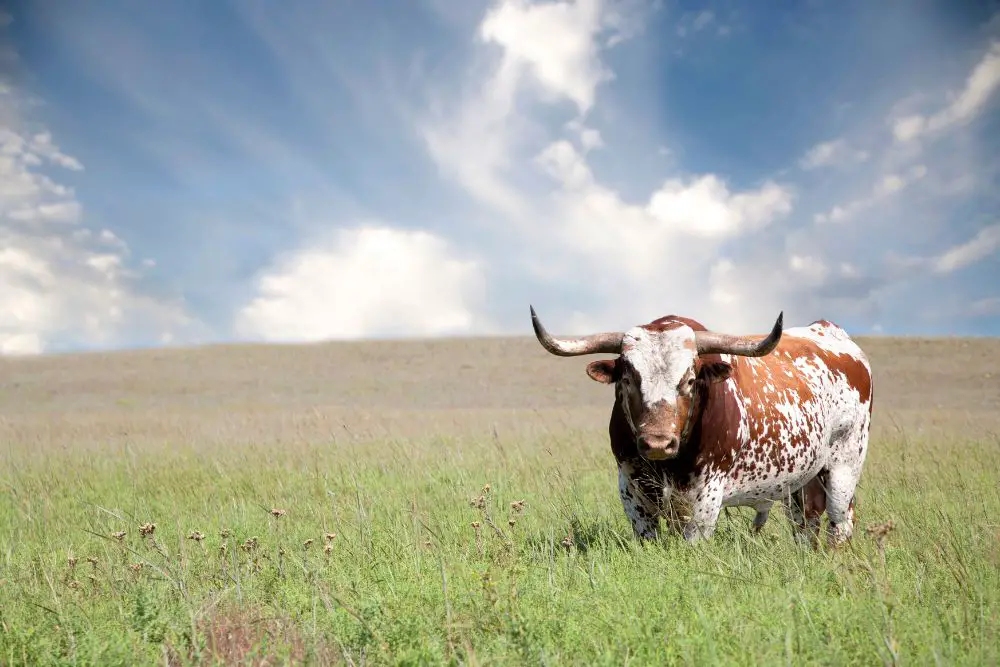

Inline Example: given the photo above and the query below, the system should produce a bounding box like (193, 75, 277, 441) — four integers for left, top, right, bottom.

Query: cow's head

(530, 306, 783, 461)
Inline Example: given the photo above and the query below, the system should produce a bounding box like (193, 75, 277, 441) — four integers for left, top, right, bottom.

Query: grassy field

(1, 334, 999, 665)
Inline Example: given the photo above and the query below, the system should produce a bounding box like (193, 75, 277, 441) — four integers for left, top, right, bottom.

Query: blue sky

(1, 0, 999, 355)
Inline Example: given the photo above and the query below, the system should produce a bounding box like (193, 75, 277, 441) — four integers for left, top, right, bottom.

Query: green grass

(2, 427, 999, 666)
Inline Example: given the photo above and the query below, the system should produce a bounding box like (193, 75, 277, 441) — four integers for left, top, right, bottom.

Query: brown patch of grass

(166, 609, 335, 666)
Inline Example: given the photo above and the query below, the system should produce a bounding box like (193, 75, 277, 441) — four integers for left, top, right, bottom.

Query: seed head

(865, 520, 895, 539)
(481, 484, 491, 495)
(561, 534, 574, 549)
(469, 495, 486, 510)
(129, 563, 143, 573)
(270, 508, 287, 518)
(325, 533, 337, 541)
(67, 556, 78, 568)
(219, 542, 228, 555)
(303, 539, 314, 549)
(187, 531, 205, 542)
(220, 529, 232, 538)
(112, 531, 126, 541)
(86, 557, 98, 567)
(508, 518, 516, 528)
(510, 500, 526, 513)
(241, 537, 259, 552)
(471, 521, 481, 530)
(865, 520, 896, 549)
(323, 544, 333, 556)
(138, 523, 156, 537)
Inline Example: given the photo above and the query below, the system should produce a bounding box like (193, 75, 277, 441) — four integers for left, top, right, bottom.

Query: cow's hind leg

(824, 465, 860, 548)
(786, 476, 825, 548)
(752, 500, 774, 534)
(618, 460, 663, 540)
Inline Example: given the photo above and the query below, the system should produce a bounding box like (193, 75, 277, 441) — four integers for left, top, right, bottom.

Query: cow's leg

(786, 477, 825, 548)
(752, 500, 774, 534)
(682, 479, 725, 543)
(618, 460, 662, 540)
(824, 465, 860, 548)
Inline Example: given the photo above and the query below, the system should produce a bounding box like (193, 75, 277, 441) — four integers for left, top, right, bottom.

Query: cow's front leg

(618, 460, 662, 540)
(682, 478, 725, 543)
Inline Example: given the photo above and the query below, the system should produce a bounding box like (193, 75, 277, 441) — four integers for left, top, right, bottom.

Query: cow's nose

(637, 434, 680, 460)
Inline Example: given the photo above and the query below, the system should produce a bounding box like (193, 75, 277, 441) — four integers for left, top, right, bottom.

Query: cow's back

(709, 320, 873, 504)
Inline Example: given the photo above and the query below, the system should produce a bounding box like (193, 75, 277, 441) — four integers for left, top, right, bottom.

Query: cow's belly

(721, 467, 821, 507)
(720, 438, 830, 506)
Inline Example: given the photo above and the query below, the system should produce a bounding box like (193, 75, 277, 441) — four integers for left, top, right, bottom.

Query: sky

(1, 0, 999, 356)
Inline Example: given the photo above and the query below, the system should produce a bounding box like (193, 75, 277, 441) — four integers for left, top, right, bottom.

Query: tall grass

(2, 423, 998, 665)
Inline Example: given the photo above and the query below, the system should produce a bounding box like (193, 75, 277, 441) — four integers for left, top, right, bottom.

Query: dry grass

(1, 333, 999, 665)
(2, 334, 998, 447)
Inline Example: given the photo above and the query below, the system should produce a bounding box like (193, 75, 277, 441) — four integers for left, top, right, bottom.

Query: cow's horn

(530, 305, 624, 357)
(695, 311, 784, 357)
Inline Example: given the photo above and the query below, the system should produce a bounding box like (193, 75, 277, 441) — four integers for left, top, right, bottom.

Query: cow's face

(529, 305, 783, 459)
(585, 324, 732, 461)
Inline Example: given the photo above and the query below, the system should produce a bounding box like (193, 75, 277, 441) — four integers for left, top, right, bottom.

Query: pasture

(1, 334, 999, 665)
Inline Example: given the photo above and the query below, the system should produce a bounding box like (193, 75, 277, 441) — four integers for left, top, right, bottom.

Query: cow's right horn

(695, 311, 784, 357)
(530, 305, 624, 357)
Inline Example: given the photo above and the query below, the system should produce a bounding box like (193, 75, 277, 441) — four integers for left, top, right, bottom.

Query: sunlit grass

(2, 425, 998, 665)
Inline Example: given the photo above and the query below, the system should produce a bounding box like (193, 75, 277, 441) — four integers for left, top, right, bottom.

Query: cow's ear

(698, 361, 732, 384)
(586, 359, 617, 384)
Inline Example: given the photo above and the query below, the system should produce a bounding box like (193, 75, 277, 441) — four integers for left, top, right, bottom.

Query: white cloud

(892, 41, 1000, 142)
(814, 163, 927, 224)
(932, 224, 1000, 274)
(646, 174, 792, 239)
(236, 226, 485, 341)
(480, 0, 611, 114)
(420, 0, 635, 216)
(0, 72, 195, 355)
(537, 138, 793, 246)
(420, 0, 801, 333)
(527, 138, 795, 331)
(799, 138, 869, 170)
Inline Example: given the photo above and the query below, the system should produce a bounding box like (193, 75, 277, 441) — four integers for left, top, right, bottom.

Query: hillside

(2, 335, 998, 448)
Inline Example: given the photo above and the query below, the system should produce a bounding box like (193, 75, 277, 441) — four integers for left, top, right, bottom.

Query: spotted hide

(530, 307, 873, 548)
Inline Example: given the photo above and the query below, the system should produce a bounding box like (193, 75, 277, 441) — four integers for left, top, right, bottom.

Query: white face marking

(620, 325, 697, 411)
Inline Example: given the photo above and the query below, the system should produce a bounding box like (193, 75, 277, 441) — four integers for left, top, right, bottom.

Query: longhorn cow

(529, 306, 873, 547)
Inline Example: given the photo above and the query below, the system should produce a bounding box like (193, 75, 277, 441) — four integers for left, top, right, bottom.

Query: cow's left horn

(695, 311, 784, 357)
(530, 305, 624, 357)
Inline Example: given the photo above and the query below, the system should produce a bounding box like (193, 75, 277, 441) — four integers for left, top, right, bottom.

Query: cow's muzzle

(637, 434, 680, 460)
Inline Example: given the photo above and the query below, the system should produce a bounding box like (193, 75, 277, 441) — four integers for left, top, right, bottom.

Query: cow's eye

(686, 377, 695, 388)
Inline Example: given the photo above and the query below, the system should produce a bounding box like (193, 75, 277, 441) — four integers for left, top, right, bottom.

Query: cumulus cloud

(892, 41, 1000, 142)
(236, 226, 485, 341)
(0, 67, 195, 354)
(420, 0, 633, 217)
(479, 0, 611, 113)
(420, 0, 802, 333)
